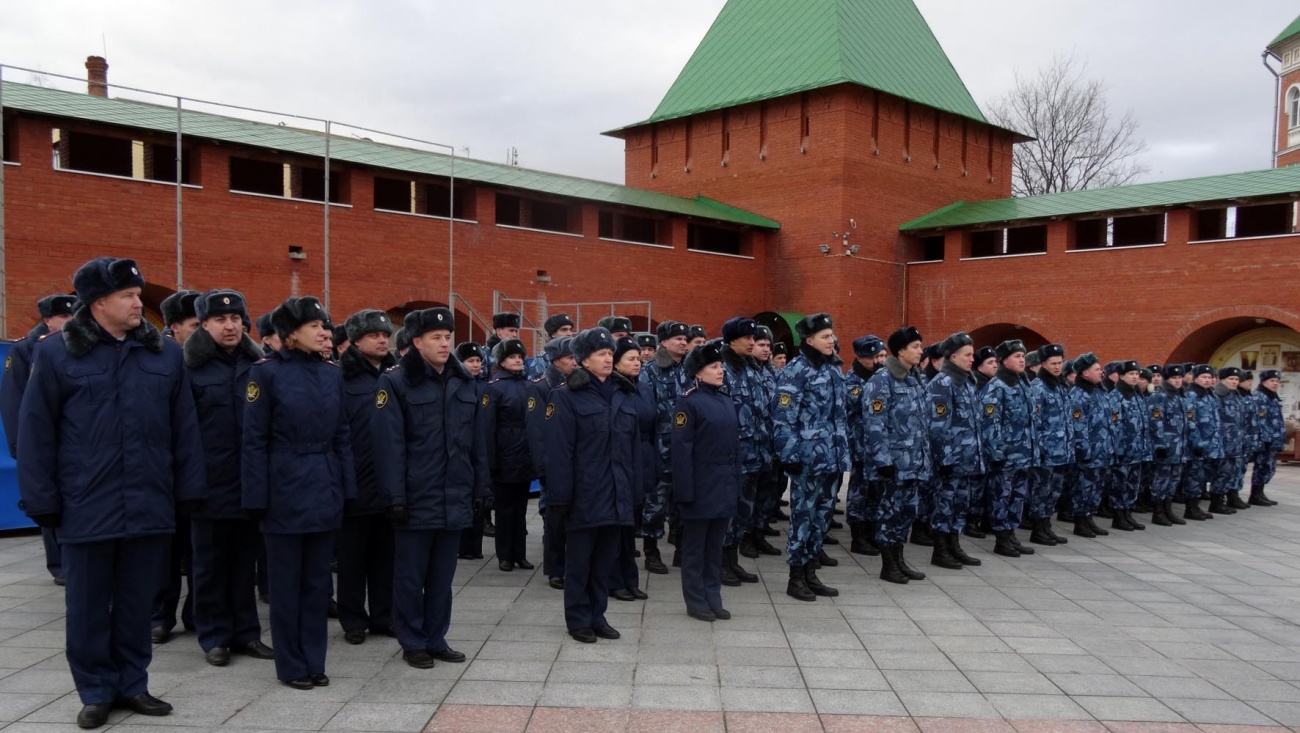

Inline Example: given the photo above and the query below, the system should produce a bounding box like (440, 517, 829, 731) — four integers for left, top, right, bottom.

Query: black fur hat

(331, 324, 349, 346)
(544, 337, 573, 360)
(1103, 360, 1121, 376)
(1146, 363, 1162, 374)
(492, 312, 521, 330)
(853, 335, 885, 357)
(1192, 364, 1215, 378)
(571, 327, 616, 363)
(161, 290, 201, 326)
(1162, 364, 1185, 379)
(73, 257, 146, 306)
(772, 342, 789, 356)
(492, 338, 527, 363)
(270, 296, 330, 340)
(613, 336, 639, 365)
(924, 343, 943, 361)
(393, 327, 412, 353)
(684, 339, 725, 377)
(887, 326, 921, 355)
(344, 309, 394, 343)
(37, 294, 78, 319)
(975, 346, 997, 365)
(939, 332, 974, 358)
(796, 313, 834, 341)
(195, 289, 248, 323)
(721, 317, 757, 342)
(1241, 370, 1255, 382)
(455, 343, 483, 363)
(1037, 343, 1065, 361)
(1139, 368, 1153, 382)
(995, 339, 1026, 363)
(1073, 352, 1100, 374)
(687, 324, 707, 341)
(657, 321, 689, 341)
(755, 325, 774, 343)
(597, 316, 633, 334)
(403, 307, 454, 338)
(257, 313, 275, 340)
(1024, 350, 1041, 367)
(1260, 369, 1281, 382)
(635, 333, 657, 349)
(543, 313, 575, 337)
(1119, 360, 1141, 375)
(1062, 360, 1075, 377)
(1218, 366, 1242, 380)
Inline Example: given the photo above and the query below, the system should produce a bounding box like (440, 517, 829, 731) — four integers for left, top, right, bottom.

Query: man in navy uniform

(482, 312, 521, 377)
(597, 316, 633, 340)
(159, 290, 200, 345)
(527, 337, 576, 589)
(529, 313, 576, 378)
(19, 258, 205, 728)
(1, 293, 77, 584)
(636, 333, 657, 364)
(374, 308, 490, 669)
(256, 313, 280, 355)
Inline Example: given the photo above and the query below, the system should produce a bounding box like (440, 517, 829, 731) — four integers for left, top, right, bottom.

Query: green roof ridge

(900, 166, 1300, 232)
(1, 81, 779, 230)
(618, 0, 988, 130)
(1270, 13, 1300, 48)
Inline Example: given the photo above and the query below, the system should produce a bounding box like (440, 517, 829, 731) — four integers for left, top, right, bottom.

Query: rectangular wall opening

(599, 211, 662, 245)
(495, 194, 522, 227)
(1073, 213, 1165, 249)
(56, 129, 132, 177)
(968, 225, 1047, 258)
(421, 180, 471, 219)
(296, 166, 346, 203)
(688, 223, 747, 256)
(2, 113, 15, 163)
(1194, 203, 1294, 241)
(229, 157, 286, 197)
(373, 176, 412, 212)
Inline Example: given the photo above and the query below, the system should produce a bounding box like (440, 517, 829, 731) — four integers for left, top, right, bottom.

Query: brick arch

(961, 313, 1062, 351)
(140, 283, 175, 330)
(383, 300, 488, 345)
(1160, 305, 1300, 365)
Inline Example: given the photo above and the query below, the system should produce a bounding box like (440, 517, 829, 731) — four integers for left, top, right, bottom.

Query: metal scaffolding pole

(175, 96, 183, 288)
(324, 121, 331, 311)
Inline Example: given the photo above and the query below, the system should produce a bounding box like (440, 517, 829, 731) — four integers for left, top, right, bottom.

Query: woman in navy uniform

(672, 341, 740, 622)
(484, 338, 537, 572)
(610, 336, 650, 602)
(544, 328, 639, 643)
(242, 296, 356, 690)
(456, 342, 490, 558)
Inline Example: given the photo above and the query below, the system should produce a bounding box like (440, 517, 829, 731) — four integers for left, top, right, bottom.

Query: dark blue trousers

(543, 508, 568, 580)
(493, 481, 532, 564)
(264, 531, 333, 682)
(392, 529, 460, 654)
(564, 526, 620, 631)
(680, 518, 726, 616)
(191, 518, 262, 653)
(63, 535, 169, 705)
(335, 513, 394, 635)
(610, 526, 640, 591)
(151, 517, 193, 633)
(42, 528, 61, 579)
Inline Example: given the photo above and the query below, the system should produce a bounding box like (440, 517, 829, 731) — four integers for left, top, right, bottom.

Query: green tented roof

(610, 0, 996, 133)
(0, 82, 779, 230)
(899, 166, 1300, 232)
(1270, 14, 1300, 48)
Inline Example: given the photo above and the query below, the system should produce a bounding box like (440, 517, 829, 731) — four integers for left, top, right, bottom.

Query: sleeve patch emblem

(1187, 409, 1195, 420)
(481, 395, 490, 407)
(871, 399, 885, 414)
(850, 386, 862, 397)
(1259, 409, 1267, 418)
(1071, 408, 1082, 420)
(983, 403, 995, 416)
(545, 403, 556, 420)
(1111, 411, 1119, 423)
(246, 382, 260, 403)
(527, 396, 537, 412)
(375, 389, 388, 409)
(779, 393, 793, 408)
(674, 412, 688, 428)
(935, 403, 947, 417)
(1152, 409, 1162, 419)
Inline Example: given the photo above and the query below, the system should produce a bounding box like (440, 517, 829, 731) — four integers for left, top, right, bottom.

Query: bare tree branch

(987, 56, 1149, 198)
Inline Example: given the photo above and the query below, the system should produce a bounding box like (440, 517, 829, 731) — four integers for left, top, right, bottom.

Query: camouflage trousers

(1139, 461, 1154, 494)
(751, 467, 785, 531)
(1027, 465, 1068, 520)
(928, 474, 974, 534)
(725, 473, 759, 547)
(987, 467, 1029, 532)
(967, 473, 990, 522)
(1107, 463, 1139, 510)
(873, 479, 919, 546)
(642, 474, 672, 540)
(1071, 465, 1106, 519)
(1211, 455, 1242, 496)
(1180, 458, 1215, 499)
(1151, 463, 1183, 501)
(785, 473, 838, 567)
(846, 470, 883, 524)
(1252, 451, 1279, 489)
(916, 480, 934, 526)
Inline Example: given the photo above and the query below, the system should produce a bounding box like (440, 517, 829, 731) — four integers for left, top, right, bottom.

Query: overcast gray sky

(4, 1, 1296, 187)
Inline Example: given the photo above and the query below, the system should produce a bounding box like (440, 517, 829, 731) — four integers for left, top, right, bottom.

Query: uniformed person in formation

(967, 345, 999, 538)
(770, 341, 788, 370)
(844, 334, 885, 557)
(184, 290, 275, 667)
(0, 293, 77, 585)
(484, 337, 537, 572)
(1210, 367, 1245, 515)
(1068, 353, 1115, 536)
(979, 340, 1037, 557)
(20, 257, 205, 728)
(1182, 364, 1221, 521)
(746, 325, 786, 550)
(774, 313, 850, 600)
(1147, 364, 1189, 527)
(529, 313, 576, 378)
(482, 312, 521, 378)
(1109, 361, 1150, 531)
(672, 341, 739, 622)
(374, 307, 489, 668)
(159, 289, 200, 344)
(454, 341, 491, 556)
(636, 333, 657, 364)
(1249, 369, 1284, 506)
(719, 318, 767, 586)
(529, 336, 577, 589)
(597, 316, 633, 340)
(640, 321, 690, 574)
(1028, 344, 1072, 545)
(687, 324, 707, 349)
(336, 309, 398, 645)
(256, 313, 280, 355)
(242, 296, 355, 690)
(925, 332, 984, 570)
(863, 326, 930, 584)
(609, 336, 650, 602)
(544, 328, 639, 643)
(392, 326, 412, 358)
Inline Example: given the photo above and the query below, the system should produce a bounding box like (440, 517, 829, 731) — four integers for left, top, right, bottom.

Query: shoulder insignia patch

(246, 382, 261, 403)
(871, 399, 885, 414)
(527, 396, 537, 412)
(481, 394, 490, 407)
(1259, 409, 1267, 418)
(36, 334, 50, 342)
(935, 403, 947, 417)
(1035, 404, 1041, 414)
(778, 393, 793, 408)
(984, 403, 995, 417)
(1152, 408, 1162, 419)
(1187, 409, 1195, 420)
(376, 389, 388, 409)
(849, 386, 862, 397)
(1111, 411, 1119, 423)
(545, 403, 556, 420)
(1071, 408, 1082, 420)
(675, 412, 688, 428)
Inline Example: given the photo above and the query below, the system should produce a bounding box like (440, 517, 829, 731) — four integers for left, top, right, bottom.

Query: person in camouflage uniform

(639, 321, 691, 574)
(1108, 361, 1150, 531)
(1068, 353, 1114, 537)
(528, 314, 576, 379)
(965, 345, 998, 539)
(1250, 369, 1285, 506)
(845, 335, 886, 557)
(1210, 367, 1245, 516)
(1028, 343, 1072, 546)
(863, 326, 932, 584)
(719, 317, 770, 586)
(772, 313, 850, 601)
(746, 326, 786, 553)
(979, 340, 1037, 558)
(1234, 371, 1258, 510)
(1147, 364, 1189, 527)
(925, 332, 983, 571)
(1183, 365, 1222, 521)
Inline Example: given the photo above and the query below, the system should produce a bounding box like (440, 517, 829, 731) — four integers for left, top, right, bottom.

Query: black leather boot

(643, 538, 668, 574)
(816, 548, 838, 568)
(1044, 517, 1067, 544)
(1085, 515, 1110, 535)
(948, 533, 981, 566)
(909, 523, 934, 547)
(1208, 495, 1235, 515)
(726, 546, 758, 583)
(1184, 498, 1209, 521)
(1126, 509, 1145, 530)
(1029, 518, 1057, 546)
(1150, 501, 1172, 526)
(930, 532, 962, 569)
(804, 566, 839, 597)
(1111, 510, 1136, 531)
(786, 565, 815, 602)
(1007, 530, 1034, 554)
(963, 515, 987, 539)
(1249, 487, 1278, 506)
(752, 531, 782, 555)
(849, 522, 879, 556)
(896, 546, 926, 580)
(1073, 518, 1096, 538)
(1165, 498, 1186, 525)
(879, 545, 909, 584)
(994, 531, 1020, 557)
(1227, 491, 1250, 510)
(738, 533, 760, 559)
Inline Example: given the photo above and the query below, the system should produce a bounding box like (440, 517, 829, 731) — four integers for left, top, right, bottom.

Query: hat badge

(314, 303, 321, 310)
(436, 313, 444, 322)
(222, 296, 231, 305)
(131, 267, 139, 275)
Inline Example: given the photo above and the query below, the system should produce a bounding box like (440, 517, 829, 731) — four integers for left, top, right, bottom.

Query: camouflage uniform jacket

(927, 361, 984, 477)
(980, 368, 1037, 470)
(772, 347, 851, 476)
(862, 356, 932, 482)
(722, 345, 773, 474)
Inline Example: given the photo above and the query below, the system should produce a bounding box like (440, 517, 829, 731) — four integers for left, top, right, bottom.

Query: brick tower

(1268, 15, 1300, 168)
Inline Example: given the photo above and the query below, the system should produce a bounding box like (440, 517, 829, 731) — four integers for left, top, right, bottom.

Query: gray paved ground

(3, 468, 1300, 730)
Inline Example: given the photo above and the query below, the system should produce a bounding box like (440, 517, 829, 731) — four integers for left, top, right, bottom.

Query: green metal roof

(1, 82, 779, 230)
(1270, 14, 1300, 48)
(610, 0, 994, 133)
(900, 166, 1300, 232)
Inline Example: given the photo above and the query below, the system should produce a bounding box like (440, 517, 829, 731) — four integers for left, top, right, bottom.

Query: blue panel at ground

(0, 343, 29, 530)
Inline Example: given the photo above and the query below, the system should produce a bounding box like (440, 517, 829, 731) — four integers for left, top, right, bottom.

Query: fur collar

(62, 306, 164, 359)
(721, 344, 752, 371)
(940, 359, 971, 386)
(851, 359, 875, 381)
(884, 355, 911, 380)
(566, 368, 636, 393)
(1037, 369, 1060, 388)
(183, 328, 263, 369)
(994, 366, 1022, 388)
(1213, 383, 1234, 398)
(1189, 383, 1209, 397)
(1117, 380, 1138, 398)
(544, 365, 568, 389)
(1260, 385, 1280, 402)
(1161, 381, 1183, 397)
(652, 346, 680, 370)
(399, 347, 472, 386)
(489, 367, 527, 383)
(340, 345, 397, 379)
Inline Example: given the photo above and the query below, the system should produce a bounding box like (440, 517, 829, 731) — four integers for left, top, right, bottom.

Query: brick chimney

(85, 56, 108, 97)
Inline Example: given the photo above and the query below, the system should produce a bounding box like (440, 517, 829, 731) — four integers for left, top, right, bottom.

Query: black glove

(30, 513, 60, 529)
(388, 505, 408, 525)
(783, 462, 804, 477)
(245, 508, 266, 523)
(938, 463, 954, 478)
(472, 497, 487, 515)
(1193, 447, 1205, 458)
(549, 504, 571, 522)
(176, 499, 204, 517)
(1154, 448, 1168, 460)
(877, 465, 896, 481)
(988, 459, 1005, 473)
